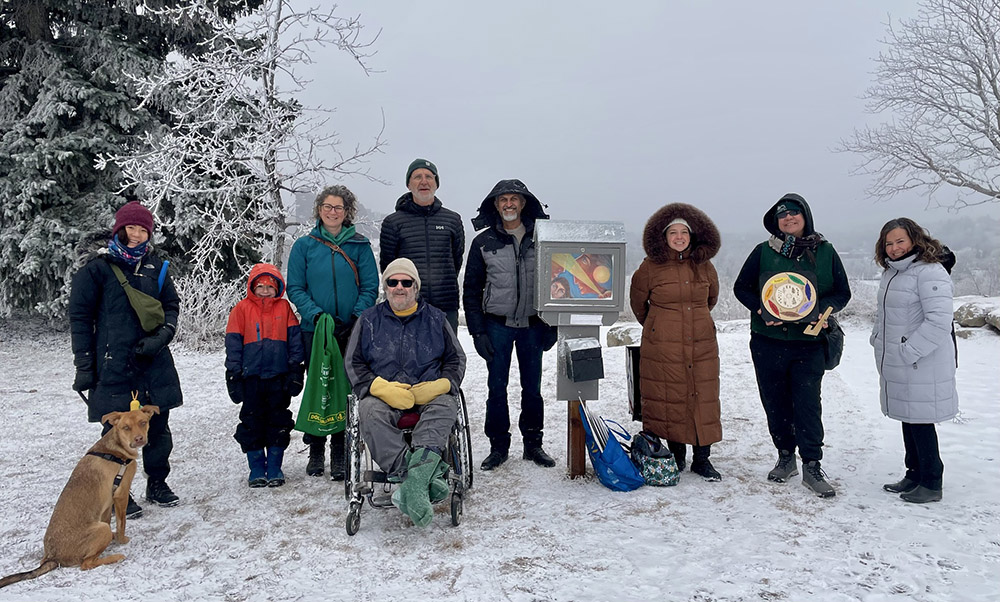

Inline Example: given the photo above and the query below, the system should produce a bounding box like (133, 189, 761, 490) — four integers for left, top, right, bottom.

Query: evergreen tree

(0, 0, 257, 316)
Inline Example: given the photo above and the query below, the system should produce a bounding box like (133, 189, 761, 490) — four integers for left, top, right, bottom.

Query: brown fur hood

(641, 203, 721, 264)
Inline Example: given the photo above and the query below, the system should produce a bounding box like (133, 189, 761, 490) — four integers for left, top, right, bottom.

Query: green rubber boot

(391, 448, 442, 527)
(428, 457, 449, 503)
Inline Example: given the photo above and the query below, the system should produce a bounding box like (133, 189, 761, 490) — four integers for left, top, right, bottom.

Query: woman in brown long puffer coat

(629, 203, 722, 481)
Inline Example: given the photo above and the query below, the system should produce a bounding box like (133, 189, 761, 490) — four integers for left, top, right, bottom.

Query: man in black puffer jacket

(464, 179, 558, 472)
(379, 158, 465, 333)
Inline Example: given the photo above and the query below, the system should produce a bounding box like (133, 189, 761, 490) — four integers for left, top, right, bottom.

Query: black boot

(125, 494, 143, 519)
(329, 431, 345, 482)
(145, 479, 180, 507)
(480, 449, 509, 471)
(306, 440, 325, 477)
(690, 445, 721, 481)
(523, 445, 556, 468)
(667, 440, 686, 472)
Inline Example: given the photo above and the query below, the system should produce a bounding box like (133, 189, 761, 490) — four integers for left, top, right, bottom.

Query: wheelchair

(344, 390, 473, 535)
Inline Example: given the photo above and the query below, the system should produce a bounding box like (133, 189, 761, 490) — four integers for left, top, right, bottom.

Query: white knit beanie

(382, 257, 421, 291)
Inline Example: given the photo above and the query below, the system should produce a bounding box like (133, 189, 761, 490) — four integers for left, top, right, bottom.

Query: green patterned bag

(630, 431, 680, 486)
(295, 314, 349, 436)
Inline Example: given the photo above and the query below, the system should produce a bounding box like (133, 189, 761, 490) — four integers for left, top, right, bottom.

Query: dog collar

(87, 452, 134, 492)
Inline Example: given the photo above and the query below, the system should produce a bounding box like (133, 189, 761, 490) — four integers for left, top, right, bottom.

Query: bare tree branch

(839, 0, 1000, 209)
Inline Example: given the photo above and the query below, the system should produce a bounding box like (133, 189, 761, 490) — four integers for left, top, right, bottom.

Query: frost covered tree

(842, 0, 1000, 210)
(107, 0, 384, 342)
(0, 0, 256, 317)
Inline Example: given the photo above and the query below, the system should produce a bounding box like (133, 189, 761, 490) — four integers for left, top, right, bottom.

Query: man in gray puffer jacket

(464, 179, 557, 471)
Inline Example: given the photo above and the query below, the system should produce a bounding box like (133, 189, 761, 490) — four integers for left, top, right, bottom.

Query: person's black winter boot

(900, 485, 942, 503)
(125, 494, 143, 519)
(690, 445, 721, 481)
(306, 440, 325, 477)
(523, 446, 556, 468)
(480, 449, 509, 471)
(145, 479, 180, 507)
(667, 440, 686, 472)
(329, 431, 346, 482)
(883, 476, 918, 494)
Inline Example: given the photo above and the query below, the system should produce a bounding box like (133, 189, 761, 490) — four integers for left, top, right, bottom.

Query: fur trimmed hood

(641, 203, 721, 264)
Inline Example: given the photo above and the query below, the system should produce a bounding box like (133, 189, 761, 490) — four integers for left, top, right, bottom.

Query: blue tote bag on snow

(578, 402, 645, 492)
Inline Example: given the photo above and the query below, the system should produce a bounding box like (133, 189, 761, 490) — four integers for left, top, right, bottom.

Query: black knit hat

(406, 158, 439, 187)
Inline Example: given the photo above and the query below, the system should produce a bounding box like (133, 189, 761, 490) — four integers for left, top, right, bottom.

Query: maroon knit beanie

(112, 201, 155, 236)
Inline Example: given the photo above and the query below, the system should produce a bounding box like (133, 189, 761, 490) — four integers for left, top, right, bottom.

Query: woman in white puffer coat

(871, 218, 958, 504)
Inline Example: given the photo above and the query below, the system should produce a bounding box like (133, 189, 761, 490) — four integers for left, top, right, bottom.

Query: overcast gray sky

(287, 0, 999, 237)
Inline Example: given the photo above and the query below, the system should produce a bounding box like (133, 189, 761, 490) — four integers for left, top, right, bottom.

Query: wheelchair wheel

(450, 493, 462, 526)
(458, 389, 474, 491)
(346, 501, 361, 536)
(345, 395, 362, 502)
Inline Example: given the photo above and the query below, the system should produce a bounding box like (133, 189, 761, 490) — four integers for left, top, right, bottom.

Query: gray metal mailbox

(533, 220, 627, 477)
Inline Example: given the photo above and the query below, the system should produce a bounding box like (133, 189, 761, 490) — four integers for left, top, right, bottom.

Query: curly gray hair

(313, 185, 358, 225)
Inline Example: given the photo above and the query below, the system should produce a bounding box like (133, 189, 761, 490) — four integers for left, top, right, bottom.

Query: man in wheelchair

(344, 258, 466, 527)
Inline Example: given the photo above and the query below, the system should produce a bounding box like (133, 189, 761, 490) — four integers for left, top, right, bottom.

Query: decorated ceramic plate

(760, 271, 817, 322)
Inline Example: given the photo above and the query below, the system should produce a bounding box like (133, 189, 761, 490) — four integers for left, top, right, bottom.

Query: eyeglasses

(320, 204, 346, 214)
(776, 209, 801, 220)
(386, 278, 414, 288)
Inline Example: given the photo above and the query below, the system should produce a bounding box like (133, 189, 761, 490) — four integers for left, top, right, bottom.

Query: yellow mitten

(370, 376, 415, 410)
(410, 378, 451, 405)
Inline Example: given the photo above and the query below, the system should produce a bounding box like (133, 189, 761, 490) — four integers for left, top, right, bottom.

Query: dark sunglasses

(776, 209, 801, 219)
(386, 278, 414, 288)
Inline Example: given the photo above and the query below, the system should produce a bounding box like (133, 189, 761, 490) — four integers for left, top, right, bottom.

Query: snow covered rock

(954, 297, 1000, 328)
(606, 322, 642, 346)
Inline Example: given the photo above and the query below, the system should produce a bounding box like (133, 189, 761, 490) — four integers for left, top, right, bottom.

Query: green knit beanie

(406, 158, 439, 187)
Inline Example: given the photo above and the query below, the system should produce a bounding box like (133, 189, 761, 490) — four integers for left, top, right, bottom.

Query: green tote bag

(295, 314, 349, 436)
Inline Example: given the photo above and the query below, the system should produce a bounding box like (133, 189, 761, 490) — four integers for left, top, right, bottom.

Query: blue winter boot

(266, 447, 286, 487)
(247, 450, 267, 488)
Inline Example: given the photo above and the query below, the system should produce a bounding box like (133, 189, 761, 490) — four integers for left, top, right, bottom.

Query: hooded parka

(463, 179, 551, 333)
(630, 203, 722, 445)
(68, 235, 183, 422)
(225, 263, 305, 379)
(871, 254, 958, 423)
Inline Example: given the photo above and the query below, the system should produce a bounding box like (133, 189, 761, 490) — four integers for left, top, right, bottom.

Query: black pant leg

(750, 335, 796, 454)
(264, 377, 293, 449)
(142, 408, 173, 481)
(235, 377, 267, 453)
(907, 422, 943, 489)
(901, 422, 920, 481)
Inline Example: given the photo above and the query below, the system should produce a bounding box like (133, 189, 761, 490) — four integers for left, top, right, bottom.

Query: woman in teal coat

(287, 185, 379, 479)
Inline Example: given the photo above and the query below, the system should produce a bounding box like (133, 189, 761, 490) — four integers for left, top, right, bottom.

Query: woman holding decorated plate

(733, 193, 851, 498)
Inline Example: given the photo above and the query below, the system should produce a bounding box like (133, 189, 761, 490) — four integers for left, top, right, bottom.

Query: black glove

(134, 324, 175, 358)
(286, 365, 305, 397)
(73, 369, 96, 393)
(541, 324, 558, 352)
(226, 370, 243, 404)
(333, 315, 358, 348)
(473, 334, 495, 363)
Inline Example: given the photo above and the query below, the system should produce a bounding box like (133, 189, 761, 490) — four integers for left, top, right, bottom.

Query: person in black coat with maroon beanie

(69, 200, 183, 518)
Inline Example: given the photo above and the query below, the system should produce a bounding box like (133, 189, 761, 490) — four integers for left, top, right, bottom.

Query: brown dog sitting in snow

(0, 403, 159, 588)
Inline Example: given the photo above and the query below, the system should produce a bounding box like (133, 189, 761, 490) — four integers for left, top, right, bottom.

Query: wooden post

(567, 399, 586, 478)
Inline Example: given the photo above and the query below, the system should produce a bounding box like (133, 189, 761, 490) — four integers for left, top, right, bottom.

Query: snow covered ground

(0, 318, 997, 602)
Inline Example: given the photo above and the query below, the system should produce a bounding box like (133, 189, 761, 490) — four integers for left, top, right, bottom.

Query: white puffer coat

(870, 255, 958, 423)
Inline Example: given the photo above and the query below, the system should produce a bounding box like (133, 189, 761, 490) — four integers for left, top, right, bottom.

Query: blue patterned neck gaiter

(108, 237, 149, 267)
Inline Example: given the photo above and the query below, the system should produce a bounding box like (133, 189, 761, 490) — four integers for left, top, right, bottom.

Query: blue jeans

(484, 318, 546, 452)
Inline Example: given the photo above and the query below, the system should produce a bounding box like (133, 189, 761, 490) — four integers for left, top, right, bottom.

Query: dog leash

(86, 452, 133, 493)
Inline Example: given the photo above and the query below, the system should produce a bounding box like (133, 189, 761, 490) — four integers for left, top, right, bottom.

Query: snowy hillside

(0, 320, 997, 602)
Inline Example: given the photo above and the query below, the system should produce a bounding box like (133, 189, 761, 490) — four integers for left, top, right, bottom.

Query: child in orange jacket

(225, 263, 305, 487)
